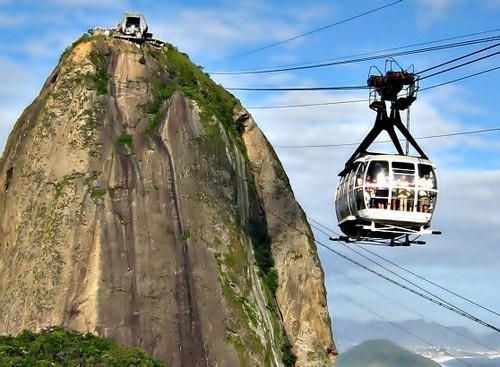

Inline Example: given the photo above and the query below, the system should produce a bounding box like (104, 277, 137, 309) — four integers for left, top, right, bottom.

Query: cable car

(335, 154, 438, 239)
(334, 61, 441, 245)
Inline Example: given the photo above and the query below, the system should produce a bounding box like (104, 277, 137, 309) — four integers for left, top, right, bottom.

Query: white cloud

(148, 5, 314, 61)
(47, 0, 125, 8)
(484, 0, 500, 7)
(154, 14, 295, 60)
(0, 58, 38, 154)
(415, 0, 464, 28)
(0, 13, 31, 27)
(0, 58, 34, 100)
(17, 31, 80, 58)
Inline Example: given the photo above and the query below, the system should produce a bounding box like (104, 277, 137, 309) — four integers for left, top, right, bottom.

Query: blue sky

(1, 0, 500, 349)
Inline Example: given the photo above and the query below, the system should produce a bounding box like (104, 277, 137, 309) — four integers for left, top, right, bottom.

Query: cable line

(307, 219, 497, 329)
(337, 240, 495, 329)
(226, 50, 499, 93)
(419, 48, 500, 80)
(230, 27, 500, 72)
(421, 65, 500, 90)
(335, 293, 473, 367)
(247, 99, 366, 110)
(263, 209, 500, 333)
(356, 245, 500, 318)
(226, 85, 368, 92)
(307, 217, 500, 344)
(273, 127, 500, 149)
(245, 65, 500, 109)
(217, 0, 404, 61)
(417, 41, 500, 75)
(210, 35, 500, 75)
(329, 260, 499, 354)
(318, 238, 500, 333)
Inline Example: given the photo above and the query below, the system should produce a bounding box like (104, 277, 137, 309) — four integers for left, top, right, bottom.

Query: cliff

(0, 34, 336, 366)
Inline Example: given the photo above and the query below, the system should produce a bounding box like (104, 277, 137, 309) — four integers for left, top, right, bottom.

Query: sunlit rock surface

(0, 35, 337, 366)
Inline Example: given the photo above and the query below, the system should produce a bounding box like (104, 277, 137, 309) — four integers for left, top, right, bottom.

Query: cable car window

(336, 174, 351, 220)
(367, 160, 389, 209)
(338, 175, 345, 198)
(348, 163, 359, 191)
(355, 163, 366, 188)
(417, 164, 437, 213)
(392, 161, 415, 186)
(353, 163, 366, 209)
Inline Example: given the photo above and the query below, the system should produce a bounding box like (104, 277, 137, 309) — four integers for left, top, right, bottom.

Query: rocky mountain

(335, 340, 440, 367)
(0, 34, 336, 366)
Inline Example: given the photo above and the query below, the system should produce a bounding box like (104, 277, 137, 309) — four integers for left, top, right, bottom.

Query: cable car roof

(350, 152, 435, 166)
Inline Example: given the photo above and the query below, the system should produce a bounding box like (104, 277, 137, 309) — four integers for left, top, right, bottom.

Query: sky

(1, 0, 500, 350)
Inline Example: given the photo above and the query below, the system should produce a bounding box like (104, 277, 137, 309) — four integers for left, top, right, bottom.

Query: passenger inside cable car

(336, 158, 437, 215)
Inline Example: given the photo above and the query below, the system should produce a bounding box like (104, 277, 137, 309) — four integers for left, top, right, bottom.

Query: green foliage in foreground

(0, 326, 166, 367)
(335, 339, 440, 367)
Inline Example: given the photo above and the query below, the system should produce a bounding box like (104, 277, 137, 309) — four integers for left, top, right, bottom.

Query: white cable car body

(333, 60, 441, 245)
(335, 154, 438, 239)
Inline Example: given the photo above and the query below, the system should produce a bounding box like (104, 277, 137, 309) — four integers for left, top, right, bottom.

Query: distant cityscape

(335, 318, 500, 366)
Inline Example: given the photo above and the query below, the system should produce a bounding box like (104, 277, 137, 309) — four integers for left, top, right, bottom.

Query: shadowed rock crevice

(0, 36, 336, 367)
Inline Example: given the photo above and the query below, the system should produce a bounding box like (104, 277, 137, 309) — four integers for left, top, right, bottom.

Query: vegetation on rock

(144, 44, 241, 146)
(0, 327, 165, 366)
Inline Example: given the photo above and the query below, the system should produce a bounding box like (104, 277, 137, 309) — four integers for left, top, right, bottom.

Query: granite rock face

(0, 36, 337, 366)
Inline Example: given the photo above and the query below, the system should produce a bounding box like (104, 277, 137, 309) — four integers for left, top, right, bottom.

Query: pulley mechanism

(340, 59, 426, 176)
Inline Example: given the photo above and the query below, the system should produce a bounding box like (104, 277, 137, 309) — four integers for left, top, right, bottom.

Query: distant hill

(335, 339, 441, 367)
(334, 319, 500, 352)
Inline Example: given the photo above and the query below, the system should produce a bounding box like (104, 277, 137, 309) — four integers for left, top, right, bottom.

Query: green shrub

(281, 339, 297, 366)
(116, 133, 133, 150)
(0, 327, 166, 366)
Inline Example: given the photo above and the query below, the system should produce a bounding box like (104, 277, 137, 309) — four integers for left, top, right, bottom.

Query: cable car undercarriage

(332, 60, 441, 247)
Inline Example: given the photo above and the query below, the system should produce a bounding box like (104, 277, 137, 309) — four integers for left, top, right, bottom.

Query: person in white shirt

(418, 172, 433, 212)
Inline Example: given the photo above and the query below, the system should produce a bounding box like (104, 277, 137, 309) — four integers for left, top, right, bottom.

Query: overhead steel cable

(247, 99, 366, 110)
(417, 41, 500, 75)
(308, 218, 500, 351)
(226, 85, 368, 92)
(335, 292, 473, 367)
(339, 242, 496, 329)
(420, 65, 500, 91)
(419, 48, 500, 80)
(329, 259, 499, 355)
(226, 50, 499, 92)
(223, 27, 500, 72)
(263, 209, 500, 333)
(307, 216, 499, 353)
(272, 127, 500, 149)
(306, 220, 496, 328)
(216, 0, 404, 62)
(321, 239, 500, 333)
(210, 35, 500, 75)
(245, 64, 500, 109)
(356, 245, 500, 319)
